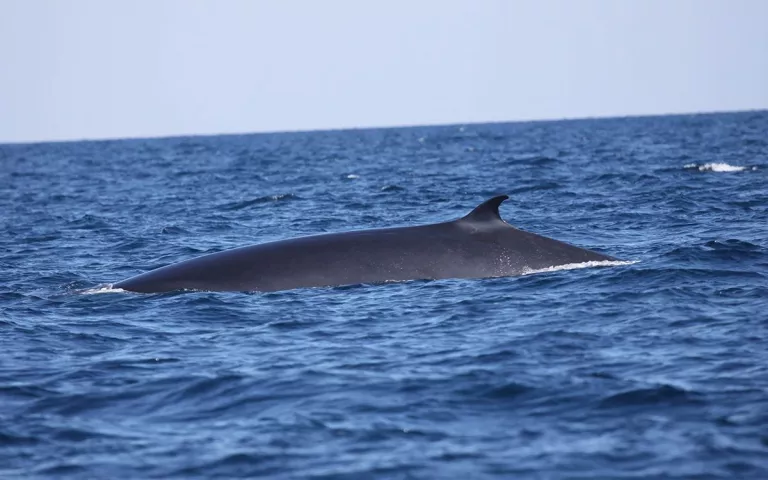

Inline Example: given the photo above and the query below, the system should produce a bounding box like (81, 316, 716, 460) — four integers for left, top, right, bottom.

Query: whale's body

(114, 195, 617, 293)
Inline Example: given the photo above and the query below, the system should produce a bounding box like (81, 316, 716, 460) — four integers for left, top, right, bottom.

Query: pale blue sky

(1, 0, 766, 143)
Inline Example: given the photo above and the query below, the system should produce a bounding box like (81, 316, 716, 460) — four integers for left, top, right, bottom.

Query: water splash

(79, 284, 126, 295)
(521, 260, 637, 276)
(684, 162, 756, 172)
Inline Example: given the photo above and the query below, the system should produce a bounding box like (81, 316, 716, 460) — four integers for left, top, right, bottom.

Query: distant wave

(684, 162, 756, 172)
(219, 194, 299, 211)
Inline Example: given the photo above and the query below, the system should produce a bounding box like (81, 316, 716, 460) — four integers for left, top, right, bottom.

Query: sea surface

(1, 111, 767, 479)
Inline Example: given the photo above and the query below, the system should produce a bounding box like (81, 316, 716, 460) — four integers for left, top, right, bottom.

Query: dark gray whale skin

(113, 195, 617, 293)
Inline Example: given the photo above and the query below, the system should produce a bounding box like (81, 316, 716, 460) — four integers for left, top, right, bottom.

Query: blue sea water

(1, 111, 767, 479)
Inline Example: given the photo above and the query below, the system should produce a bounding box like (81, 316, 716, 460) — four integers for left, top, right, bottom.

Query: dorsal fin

(461, 195, 509, 223)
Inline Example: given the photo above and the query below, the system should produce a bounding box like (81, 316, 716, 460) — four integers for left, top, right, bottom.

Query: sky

(1, 0, 766, 143)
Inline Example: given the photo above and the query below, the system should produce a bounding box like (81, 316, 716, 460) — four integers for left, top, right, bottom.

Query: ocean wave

(600, 384, 704, 408)
(5, 111, 768, 479)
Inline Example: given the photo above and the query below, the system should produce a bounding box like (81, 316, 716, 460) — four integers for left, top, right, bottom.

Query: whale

(113, 195, 618, 293)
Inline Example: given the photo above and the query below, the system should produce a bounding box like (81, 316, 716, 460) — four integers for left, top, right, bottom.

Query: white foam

(684, 162, 754, 172)
(346, 174, 359, 179)
(79, 285, 126, 295)
(521, 260, 637, 276)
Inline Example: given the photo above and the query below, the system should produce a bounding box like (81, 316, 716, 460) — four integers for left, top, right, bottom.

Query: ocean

(1, 111, 767, 479)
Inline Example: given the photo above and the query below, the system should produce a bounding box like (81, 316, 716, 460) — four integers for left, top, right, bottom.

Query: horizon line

(2, 107, 765, 147)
